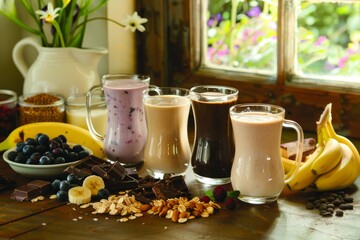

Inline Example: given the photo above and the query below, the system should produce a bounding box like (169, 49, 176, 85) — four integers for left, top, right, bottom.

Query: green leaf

(205, 190, 215, 201)
(227, 190, 240, 198)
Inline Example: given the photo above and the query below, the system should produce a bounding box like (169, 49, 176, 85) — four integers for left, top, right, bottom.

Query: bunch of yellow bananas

(285, 103, 360, 191)
(0, 122, 105, 159)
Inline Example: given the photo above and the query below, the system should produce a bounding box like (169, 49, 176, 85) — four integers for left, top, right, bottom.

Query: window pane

(297, 1, 360, 81)
(204, 0, 277, 76)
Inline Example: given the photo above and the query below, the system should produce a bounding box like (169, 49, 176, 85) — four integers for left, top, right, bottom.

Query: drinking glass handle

(283, 119, 304, 183)
(86, 85, 104, 141)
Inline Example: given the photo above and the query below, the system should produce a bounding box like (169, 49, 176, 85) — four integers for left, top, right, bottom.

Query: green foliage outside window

(206, 0, 360, 78)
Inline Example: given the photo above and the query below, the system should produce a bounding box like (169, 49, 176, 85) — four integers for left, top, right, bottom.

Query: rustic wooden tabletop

(0, 131, 359, 240)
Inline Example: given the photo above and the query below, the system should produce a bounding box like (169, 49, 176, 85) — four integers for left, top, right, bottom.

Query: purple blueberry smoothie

(103, 78, 149, 165)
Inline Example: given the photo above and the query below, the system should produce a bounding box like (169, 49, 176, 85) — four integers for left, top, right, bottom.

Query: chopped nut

(178, 218, 188, 223)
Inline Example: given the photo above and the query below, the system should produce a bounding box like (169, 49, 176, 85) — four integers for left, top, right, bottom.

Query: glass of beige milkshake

(143, 87, 192, 179)
(230, 104, 304, 204)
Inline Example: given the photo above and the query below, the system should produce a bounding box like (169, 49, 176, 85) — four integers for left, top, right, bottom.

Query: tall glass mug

(190, 85, 239, 185)
(230, 104, 304, 204)
(143, 87, 192, 179)
(86, 74, 150, 166)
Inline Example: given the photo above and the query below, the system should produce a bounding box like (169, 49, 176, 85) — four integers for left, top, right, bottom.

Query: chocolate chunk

(105, 175, 139, 191)
(151, 176, 190, 200)
(27, 180, 52, 195)
(10, 185, 41, 201)
(128, 190, 152, 204)
(125, 167, 139, 179)
(64, 155, 108, 178)
(92, 162, 126, 182)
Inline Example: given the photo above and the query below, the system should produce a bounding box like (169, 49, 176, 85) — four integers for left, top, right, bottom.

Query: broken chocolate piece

(152, 176, 190, 200)
(128, 190, 152, 204)
(105, 175, 139, 191)
(125, 167, 139, 179)
(281, 138, 316, 161)
(10, 185, 41, 201)
(27, 180, 52, 195)
(64, 155, 108, 178)
(92, 161, 126, 182)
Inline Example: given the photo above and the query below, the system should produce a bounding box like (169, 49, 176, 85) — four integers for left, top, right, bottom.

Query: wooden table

(0, 136, 359, 240)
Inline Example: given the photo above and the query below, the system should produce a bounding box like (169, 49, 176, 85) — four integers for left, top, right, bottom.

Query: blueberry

(56, 190, 68, 202)
(59, 180, 71, 192)
(39, 156, 51, 165)
(66, 173, 80, 185)
(97, 188, 110, 200)
(15, 142, 25, 153)
(58, 135, 67, 143)
(49, 141, 61, 150)
(24, 138, 37, 146)
(52, 147, 65, 157)
(30, 152, 42, 162)
(62, 143, 71, 152)
(14, 153, 26, 163)
(54, 157, 66, 164)
(78, 150, 90, 159)
(72, 144, 84, 153)
(67, 152, 78, 162)
(37, 134, 50, 145)
(7, 151, 18, 161)
(26, 157, 38, 164)
(22, 144, 35, 156)
(35, 144, 47, 153)
(52, 179, 61, 191)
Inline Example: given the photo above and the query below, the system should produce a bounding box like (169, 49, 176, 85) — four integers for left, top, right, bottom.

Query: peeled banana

(82, 175, 105, 196)
(0, 122, 105, 159)
(68, 186, 92, 205)
(310, 138, 342, 175)
(314, 143, 359, 191)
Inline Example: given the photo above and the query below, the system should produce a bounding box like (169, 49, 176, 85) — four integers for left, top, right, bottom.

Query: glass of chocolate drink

(190, 85, 238, 185)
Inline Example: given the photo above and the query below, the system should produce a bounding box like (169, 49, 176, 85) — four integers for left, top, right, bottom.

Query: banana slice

(68, 186, 92, 204)
(82, 175, 105, 196)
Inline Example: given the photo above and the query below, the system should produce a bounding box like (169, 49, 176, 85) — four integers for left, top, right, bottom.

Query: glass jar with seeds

(19, 93, 65, 125)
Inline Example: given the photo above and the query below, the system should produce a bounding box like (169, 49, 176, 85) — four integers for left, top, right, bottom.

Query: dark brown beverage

(191, 98, 237, 181)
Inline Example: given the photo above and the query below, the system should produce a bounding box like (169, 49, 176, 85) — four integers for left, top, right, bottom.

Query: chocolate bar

(92, 162, 126, 182)
(27, 180, 52, 195)
(152, 176, 190, 200)
(105, 175, 139, 191)
(10, 180, 52, 201)
(64, 155, 108, 178)
(281, 138, 316, 161)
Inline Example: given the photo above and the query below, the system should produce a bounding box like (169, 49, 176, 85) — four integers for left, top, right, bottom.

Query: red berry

(225, 197, 237, 210)
(213, 186, 227, 202)
(200, 195, 211, 203)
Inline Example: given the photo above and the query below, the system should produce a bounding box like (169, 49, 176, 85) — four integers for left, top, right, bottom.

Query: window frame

(137, 0, 360, 138)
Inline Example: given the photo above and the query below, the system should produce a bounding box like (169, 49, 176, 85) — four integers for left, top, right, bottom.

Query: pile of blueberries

(52, 173, 110, 202)
(6, 134, 90, 165)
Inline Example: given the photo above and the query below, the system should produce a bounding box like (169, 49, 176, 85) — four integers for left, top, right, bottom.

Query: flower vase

(12, 37, 108, 98)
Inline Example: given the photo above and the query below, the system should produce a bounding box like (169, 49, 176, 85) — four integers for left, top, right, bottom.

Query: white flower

(121, 11, 148, 32)
(35, 2, 61, 23)
(0, 0, 16, 16)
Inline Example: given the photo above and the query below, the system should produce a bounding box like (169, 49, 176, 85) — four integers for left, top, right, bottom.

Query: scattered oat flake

(49, 195, 57, 199)
(80, 204, 90, 208)
(78, 216, 83, 220)
(120, 217, 129, 222)
(72, 218, 78, 221)
(42, 223, 47, 226)
(93, 218, 98, 221)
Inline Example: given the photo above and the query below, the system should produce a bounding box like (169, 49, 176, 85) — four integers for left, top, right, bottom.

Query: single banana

(287, 146, 324, 191)
(282, 157, 303, 174)
(314, 143, 359, 191)
(82, 175, 105, 196)
(316, 103, 360, 172)
(311, 138, 342, 175)
(0, 122, 105, 159)
(68, 186, 92, 204)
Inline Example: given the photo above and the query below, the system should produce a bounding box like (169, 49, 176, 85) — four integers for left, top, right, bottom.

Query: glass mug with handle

(230, 103, 304, 204)
(86, 74, 150, 166)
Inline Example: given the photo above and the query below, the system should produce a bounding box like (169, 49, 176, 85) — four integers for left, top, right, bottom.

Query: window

(138, 0, 360, 137)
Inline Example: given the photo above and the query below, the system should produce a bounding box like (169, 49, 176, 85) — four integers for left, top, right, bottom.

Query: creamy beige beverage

(230, 112, 285, 201)
(144, 95, 191, 178)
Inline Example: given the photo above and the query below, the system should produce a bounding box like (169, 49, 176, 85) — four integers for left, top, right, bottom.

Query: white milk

(230, 113, 285, 202)
(66, 108, 107, 136)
